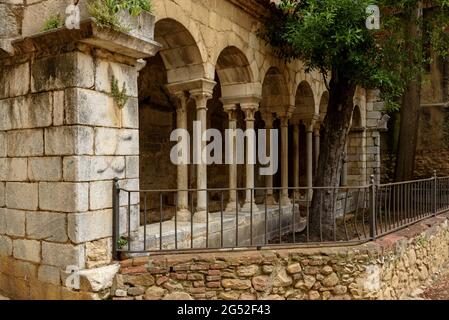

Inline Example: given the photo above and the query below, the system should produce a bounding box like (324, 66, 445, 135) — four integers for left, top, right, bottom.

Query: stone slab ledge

(10, 18, 161, 59)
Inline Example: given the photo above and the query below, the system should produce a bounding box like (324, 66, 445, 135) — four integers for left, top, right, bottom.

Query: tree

(260, 0, 449, 238)
(393, 1, 449, 181)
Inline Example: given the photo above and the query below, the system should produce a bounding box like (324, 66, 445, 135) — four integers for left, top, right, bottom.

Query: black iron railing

(112, 173, 449, 259)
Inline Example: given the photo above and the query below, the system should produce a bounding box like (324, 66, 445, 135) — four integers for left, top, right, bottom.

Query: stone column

(174, 92, 190, 221)
(292, 123, 300, 200)
(190, 89, 213, 222)
(279, 116, 291, 205)
(262, 112, 277, 205)
(304, 120, 315, 200)
(314, 126, 320, 172)
(223, 104, 240, 212)
(241, 103, 259, 212)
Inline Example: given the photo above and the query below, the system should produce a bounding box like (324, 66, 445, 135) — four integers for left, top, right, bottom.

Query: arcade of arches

(136, 5, 384, 223)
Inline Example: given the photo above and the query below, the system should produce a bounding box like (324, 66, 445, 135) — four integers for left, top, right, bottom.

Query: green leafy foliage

(87, 0, 152, 31)
(117, 236, 128, 250)
(260, 0, 449, 112)
(42, 13, 63, 31)
(110, 76, 128, 109)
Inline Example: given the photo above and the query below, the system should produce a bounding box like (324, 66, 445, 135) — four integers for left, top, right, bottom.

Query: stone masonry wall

(111, 213, 449, 300)
(0, 24, 147, 299)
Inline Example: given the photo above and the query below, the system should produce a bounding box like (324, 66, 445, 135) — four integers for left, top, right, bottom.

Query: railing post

(112, 177, 121, 260)
(433, 170, 438, 216)
(369, 175, 377, 240)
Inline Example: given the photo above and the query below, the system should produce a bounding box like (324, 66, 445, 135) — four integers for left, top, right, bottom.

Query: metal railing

(112, 173, 449, 258)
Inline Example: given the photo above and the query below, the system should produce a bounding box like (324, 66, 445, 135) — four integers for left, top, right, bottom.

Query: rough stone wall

(111, 213, 449, 300)
(0, 28, 143, 299)
(365, 91, 384, 185)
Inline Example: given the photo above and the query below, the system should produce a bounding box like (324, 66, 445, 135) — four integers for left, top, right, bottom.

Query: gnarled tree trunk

(395, 2, 423, 182)
(310, 69, 356, 239)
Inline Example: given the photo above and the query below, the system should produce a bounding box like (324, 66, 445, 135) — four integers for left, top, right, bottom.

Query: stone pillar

(304, 120, 316, 200)
(174, 92, 190, 221)
(190, 89, 213, 221)
(241, 103, 259, 212)
(262, 112, 277, 205)
(279, 116, 291, 206)
(0, 19, 161, 299)
(292, 123, 300, 199)
(314, 126, 320, 173)
(223, 104, 240, 212)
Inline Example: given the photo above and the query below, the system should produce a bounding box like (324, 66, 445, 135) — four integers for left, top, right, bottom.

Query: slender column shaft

(224, 106, 239, 212)
(241, 104, 259, 212)
(293, 124, 300, 196)
(314, 128, 320, 173)
(264, 117, 277, 205)
(280, 117, 291, 205)
(190, 91, 212, 221)
(175, 94, 190, 221)
(306, 128, 313, 191)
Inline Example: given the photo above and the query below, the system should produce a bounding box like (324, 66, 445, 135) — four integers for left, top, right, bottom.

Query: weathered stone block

(95, 59, 138, 97)
(42, 242, 85, 268)
(0, 235, 12, 256)
(22, 0, 90, 36)
(0, 62, 29, 99)
(68, 209, 112, 243)
(31, 52, 94, 92)
(0, 132, 6, 157)
(94, 128, 139, 155)
(45, 126, 94, 156)
(118, 179, 139, 206)
(65, 88, 120, 127)
(7, 129, 44, 156)
(13, 239, 41, 263)
(53, 91, 64, 126)
(26, 211, 67, 243)
(6, 183, 39, 210)
(89, 181, 113, 210)
(0, 158, 6, 181)
(38, 265, 61, 286)
(122, 98, 139, 129)
(0, 208, 6, 234)
(0, 182, 5, 207)
(6, 158, 28, 181)
(28, 157, 62, 182)
(85, 238, 112, 269)
(63, 156, 126, 181)
(6, 94, 53, 129)
(39, 182, 89, 212)
(5, 209, 25, 237)
(125, 156, 139, 178)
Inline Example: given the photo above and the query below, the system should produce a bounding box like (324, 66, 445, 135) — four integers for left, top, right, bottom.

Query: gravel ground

(420, 269, 449, 300)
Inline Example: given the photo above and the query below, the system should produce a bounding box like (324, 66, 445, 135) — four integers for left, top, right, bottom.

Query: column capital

(190, 90, 213, 110)
(261, 111, 275, 129)
(223, 103, 238, 121)
(172, 91, 189, 111)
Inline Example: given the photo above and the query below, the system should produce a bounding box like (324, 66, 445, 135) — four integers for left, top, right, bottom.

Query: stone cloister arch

(261, 67, 290, 205)
(291, 81, 317, 199)
(138, 18, 210, 223)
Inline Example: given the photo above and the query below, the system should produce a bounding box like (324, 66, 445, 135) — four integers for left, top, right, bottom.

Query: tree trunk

(395, 2, 423, 182)
(310, 69, 356, 239)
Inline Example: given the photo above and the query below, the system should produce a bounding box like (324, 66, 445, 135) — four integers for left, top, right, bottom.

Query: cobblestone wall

(111, 213, 449, 300)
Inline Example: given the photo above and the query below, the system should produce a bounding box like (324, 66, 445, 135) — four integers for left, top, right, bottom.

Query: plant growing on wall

(87, 0, 152, 31)
(42, 13, 63, 31)
(110, 75, 128, 108)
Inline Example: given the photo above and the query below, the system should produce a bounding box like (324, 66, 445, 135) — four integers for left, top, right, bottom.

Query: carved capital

(240, 103, 259, 121)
